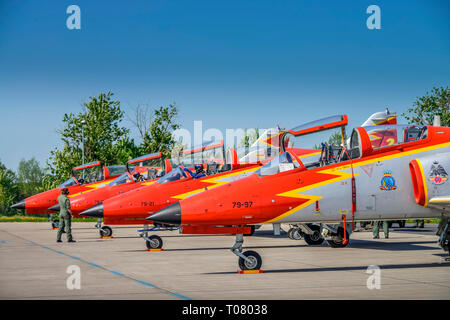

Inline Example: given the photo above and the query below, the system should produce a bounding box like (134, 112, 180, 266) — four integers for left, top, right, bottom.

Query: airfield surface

(0, 222, 449, 300)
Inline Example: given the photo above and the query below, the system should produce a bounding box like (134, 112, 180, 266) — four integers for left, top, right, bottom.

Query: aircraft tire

(238, 250, 262, 271)
(327, 227, 350, 248)
(287, 228, 294, 239)
(100, 226, 112, 237)
(146, 235, 163, 249)
(303, 225, 324, 245)
(291, 228, 302, 240)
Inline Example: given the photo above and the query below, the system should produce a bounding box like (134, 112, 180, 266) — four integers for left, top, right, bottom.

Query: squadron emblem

(429, 161, 448, 185)
(380, 170, 397, 191)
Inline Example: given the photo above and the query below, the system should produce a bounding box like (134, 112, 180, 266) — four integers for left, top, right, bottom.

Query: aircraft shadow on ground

(118, 244, 308, 253)
(205, 262, 450, 275)
(345, 239, 439, 251)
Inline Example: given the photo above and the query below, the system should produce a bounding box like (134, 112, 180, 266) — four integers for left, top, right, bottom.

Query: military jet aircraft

(148, 114, 450, 270)
(10, 161, 126, 227)
(79, 135, 318, 247)
(47, 152, 168, 236)
(79, 111, 396, 248)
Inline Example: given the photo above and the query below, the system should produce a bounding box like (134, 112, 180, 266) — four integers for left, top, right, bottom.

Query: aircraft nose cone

(48, 204, 60, 212)
(147, 202, 181, 225)
(80, 203, 103, 218)
(10, 200, 25, 210)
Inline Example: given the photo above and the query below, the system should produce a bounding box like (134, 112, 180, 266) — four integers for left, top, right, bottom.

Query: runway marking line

(0, 229, 194, 301)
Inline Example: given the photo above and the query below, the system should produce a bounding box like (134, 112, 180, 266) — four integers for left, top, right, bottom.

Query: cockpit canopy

(108, 172, 135, 187)
(171, 139, 225, 169)
(348, 124, 428, 158)
(126, 152, 164, 178)
(157, 166, 189, 185)
(71, 161, 126, 185)
(59, 161, 126, 188)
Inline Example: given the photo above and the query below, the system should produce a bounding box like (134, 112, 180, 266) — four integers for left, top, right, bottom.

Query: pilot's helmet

(133, 172, 141, 180)
(195, 164, 204, 174)
(61, 188, 69, 195)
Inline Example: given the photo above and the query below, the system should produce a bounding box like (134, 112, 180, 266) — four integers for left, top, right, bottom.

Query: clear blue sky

(0, 0, 448, 170)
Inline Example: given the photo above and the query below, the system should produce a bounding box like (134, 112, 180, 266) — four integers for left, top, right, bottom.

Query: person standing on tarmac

(56, 188, 76, 243)
(373, 220, 389, 239)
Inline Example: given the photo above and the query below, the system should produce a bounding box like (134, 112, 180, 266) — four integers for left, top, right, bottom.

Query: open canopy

(126, 152, 164, 174)
(172, 139, 225, 168)
(69, 161, 126, 185)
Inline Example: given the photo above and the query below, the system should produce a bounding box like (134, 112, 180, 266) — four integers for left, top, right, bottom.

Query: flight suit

(57, 194, 73, 241)
(373, 220, 389, 239)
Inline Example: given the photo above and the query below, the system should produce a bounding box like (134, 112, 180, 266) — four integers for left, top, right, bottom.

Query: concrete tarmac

(0, 222, 449, 300)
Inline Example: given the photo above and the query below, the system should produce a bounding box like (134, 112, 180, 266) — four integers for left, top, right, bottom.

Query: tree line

(0, 87, 448, 215)
(0, 91, 180, 215)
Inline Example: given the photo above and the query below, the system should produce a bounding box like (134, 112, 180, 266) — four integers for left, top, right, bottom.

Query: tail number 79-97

(232, 201, 253, 208)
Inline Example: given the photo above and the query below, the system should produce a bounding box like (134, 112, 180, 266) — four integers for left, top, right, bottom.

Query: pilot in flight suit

(56, 188, 76, 243)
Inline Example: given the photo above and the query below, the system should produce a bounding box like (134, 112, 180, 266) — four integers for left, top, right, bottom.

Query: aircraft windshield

(73, 162, 104, 184)
(256, 152, 301, 177)
(109, 172, 134, 187)
(59, 177, 78, 188)
(157, 166, 188, 184)
(364, 125, 427, 149)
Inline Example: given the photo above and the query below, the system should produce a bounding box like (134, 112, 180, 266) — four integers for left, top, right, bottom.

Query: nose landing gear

(231, 234, 262, 271)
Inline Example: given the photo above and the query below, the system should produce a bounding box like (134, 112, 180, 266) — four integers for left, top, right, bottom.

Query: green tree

(17, 158, 44, 199)
(131, 104, 180, 158)
(403, 86, 450, 126)
(0, 160, 20, 215)
(47, 91, 138, 182)
(239, 128, 260, 148)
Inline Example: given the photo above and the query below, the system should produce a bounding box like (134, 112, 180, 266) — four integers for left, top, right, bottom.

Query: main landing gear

(321, 223, 351, 248)
(287, 224, 324, 245)
(231, 234, 262, 271)
(94, 218, 113, 237)
(288, 223, 351, 248)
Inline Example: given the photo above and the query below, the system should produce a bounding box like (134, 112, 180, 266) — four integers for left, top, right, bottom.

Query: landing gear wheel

(146, 235, 163, 249)
(327, 227, 350, 248)
(100, 226, 113, 237)
(238, 250, 262, 271)
(288, 228, 302, 240)
(287, 228, 294, 239)
(303, 225, 324, 245)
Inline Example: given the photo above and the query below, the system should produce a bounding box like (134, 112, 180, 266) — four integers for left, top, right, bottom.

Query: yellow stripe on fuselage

(172, 166, 261, 200)
(415, 159, 428, 207)
(263, 141, 450, 223)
